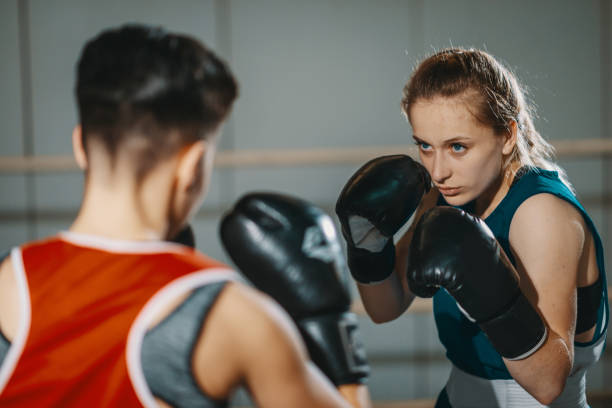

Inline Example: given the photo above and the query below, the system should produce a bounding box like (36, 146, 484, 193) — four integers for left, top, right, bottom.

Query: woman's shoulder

(509, 192, 587, 258)
(504, 166, 578, 217)
(511, 192, 585, 232)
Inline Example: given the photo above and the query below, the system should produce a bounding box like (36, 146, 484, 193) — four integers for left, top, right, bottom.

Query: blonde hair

(401, 47, 573, 191)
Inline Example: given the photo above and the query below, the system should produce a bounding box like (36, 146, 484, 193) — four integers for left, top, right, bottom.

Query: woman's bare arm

(505, 193, 586, 404)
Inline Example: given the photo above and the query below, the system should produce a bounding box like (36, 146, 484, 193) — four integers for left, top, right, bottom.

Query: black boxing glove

(335, 155, 430, 283)
(407, 206, 547, 360)
(220, 193, 369, 385)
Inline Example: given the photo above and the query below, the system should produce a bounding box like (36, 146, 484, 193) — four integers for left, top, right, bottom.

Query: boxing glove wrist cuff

(297, 312, 370, 385)
(346, 240, 395, 284)
(479, 291, 547, 360)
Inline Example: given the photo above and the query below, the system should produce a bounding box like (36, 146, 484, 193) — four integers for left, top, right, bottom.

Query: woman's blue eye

(418, 142, 432, 151)
(451, 143, 465, 152)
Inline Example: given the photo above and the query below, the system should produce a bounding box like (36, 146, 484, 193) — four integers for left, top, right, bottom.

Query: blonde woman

(336, 48, 608, 407)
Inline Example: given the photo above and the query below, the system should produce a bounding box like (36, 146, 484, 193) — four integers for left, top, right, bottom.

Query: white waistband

(445, 365, 588, 408)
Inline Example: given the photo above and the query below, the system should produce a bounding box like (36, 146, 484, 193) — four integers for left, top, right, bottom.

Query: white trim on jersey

(58, 231, 190, 254)
(126, 269, 240, 408)
(0, 248, 32, 394)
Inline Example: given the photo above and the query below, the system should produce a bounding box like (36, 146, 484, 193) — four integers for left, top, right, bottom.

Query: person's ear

(175, 140, 207, 198)
(502, 120, 518, 155)
(72, 125, 88, 170)
(166, 141, 207, 242)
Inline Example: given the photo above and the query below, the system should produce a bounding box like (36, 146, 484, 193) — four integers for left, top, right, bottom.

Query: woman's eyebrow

(412, 135, 471, 144)
(444, 136, 471, 144)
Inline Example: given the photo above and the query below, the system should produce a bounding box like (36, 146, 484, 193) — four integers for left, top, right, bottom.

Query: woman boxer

(0, 24, 370, 408)
(336, 48, 608, 407)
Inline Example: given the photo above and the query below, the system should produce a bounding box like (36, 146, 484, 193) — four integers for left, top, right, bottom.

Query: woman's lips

(437, 186, 461, 196)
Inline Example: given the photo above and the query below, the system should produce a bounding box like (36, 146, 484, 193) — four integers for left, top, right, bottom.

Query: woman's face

(409, 95, 514, 207)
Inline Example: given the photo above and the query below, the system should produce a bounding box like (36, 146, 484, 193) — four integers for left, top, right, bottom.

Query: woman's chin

(441, 193, 470, 207)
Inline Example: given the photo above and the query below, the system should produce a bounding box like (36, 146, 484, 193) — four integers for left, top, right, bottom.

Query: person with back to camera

(335, 47, 609, 407)
(0, 24, 372, 408)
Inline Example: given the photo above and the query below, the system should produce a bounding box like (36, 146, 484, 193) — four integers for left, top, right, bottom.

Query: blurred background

(0, 0, 610, 406)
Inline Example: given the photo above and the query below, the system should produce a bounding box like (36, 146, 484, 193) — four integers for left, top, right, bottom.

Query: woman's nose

(431, 152, 451, 184)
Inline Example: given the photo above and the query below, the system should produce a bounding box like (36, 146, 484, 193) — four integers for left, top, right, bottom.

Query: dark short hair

(76, 24, 238, 180)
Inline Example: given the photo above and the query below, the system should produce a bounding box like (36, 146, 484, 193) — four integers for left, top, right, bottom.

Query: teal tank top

(433, 168, 609, 379)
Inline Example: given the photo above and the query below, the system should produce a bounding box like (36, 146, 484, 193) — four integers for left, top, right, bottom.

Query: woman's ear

(72, 125, 88, 170)
(502, 120, 518, 155)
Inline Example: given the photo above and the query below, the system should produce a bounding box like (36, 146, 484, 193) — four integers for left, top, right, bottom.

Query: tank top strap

(484, 168, 577, 264)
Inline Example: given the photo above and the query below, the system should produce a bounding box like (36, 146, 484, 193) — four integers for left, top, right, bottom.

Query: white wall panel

(0, 221, 29, 251)
(227, 0, 421, 205)
(0, 0, 23, 156)
(28, 0, 218, 155)
(229, 0, 419, 151)
(0, 1, 28, 249)
(0, 174, 29, 212)
(190, 213, 230, 263)
(421, 0, 601, 144)
(230, 164, 366, 206)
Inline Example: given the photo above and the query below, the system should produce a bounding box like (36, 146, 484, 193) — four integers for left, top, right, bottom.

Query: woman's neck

(474, 162, 522, 219)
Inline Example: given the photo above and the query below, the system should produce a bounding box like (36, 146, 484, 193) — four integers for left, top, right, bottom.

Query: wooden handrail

(1, 138, 612, 173)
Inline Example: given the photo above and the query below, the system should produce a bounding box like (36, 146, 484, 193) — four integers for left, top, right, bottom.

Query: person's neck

(473, 162, 521, 219)
(70, 177, 171, 242)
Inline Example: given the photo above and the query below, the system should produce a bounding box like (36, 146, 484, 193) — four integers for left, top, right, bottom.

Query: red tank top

(0, 233, 232, 407)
